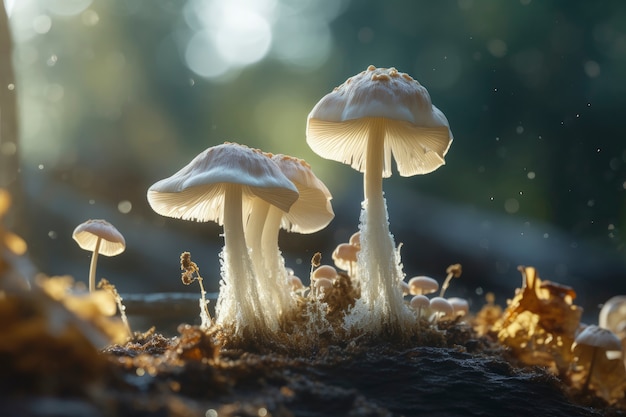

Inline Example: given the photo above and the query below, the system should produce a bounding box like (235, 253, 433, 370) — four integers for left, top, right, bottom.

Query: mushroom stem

(582, 346, 598, 393)
(261, 205, 294, 311)
(88, 237, 102, 293)
(245, 199, 290, 330)
(440, 272, 453, 298)
(357, 118, 410, 332)
(217, 184, 265, 337)
(245, 199, 270, 280)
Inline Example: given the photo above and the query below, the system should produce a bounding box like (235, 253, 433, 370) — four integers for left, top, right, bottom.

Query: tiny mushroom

(572, 325, 623, 393)
(307, 65, 453, 335)
(332, 243, 359, 277)
(147, 143, 299, 338)
(448, 297, 470, 317)
(72, 219, 126, 292)
(407, 275, 439, 296)
(410, 294, 430, 319)
(429, 297, 454, 322)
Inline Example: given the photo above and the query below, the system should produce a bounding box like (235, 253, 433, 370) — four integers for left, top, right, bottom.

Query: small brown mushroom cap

(72, 219, 126, 256)
(407, 275, 439, 296)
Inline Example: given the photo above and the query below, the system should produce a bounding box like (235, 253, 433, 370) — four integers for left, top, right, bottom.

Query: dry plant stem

(196, 276, 211, 330)
(359, 118, 409, 330)
(115, 296, 133, 339)
(88, 237, 101, 292)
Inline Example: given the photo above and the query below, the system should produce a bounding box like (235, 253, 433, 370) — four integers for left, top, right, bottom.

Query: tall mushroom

(245, 153, 334, 325)
(72, 219, 126, 292)
(147, 143, 299, 339)
(306, 65, 453, 335)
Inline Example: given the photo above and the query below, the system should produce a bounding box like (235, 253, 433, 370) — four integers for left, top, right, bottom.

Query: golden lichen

(492, 266, 582, 374)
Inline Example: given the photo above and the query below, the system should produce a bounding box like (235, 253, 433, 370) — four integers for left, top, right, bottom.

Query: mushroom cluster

(147, 143, 334, 340)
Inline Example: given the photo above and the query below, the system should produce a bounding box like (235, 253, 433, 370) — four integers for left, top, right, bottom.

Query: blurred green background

(2, 0, 626, 321)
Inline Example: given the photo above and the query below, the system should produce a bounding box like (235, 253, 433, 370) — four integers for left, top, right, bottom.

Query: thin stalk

(88, 237, 101, 292)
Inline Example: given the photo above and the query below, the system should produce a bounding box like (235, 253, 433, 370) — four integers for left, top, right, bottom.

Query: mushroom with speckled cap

(306, 65, 453, 335)
(147, 142, 299, 339)
(72, 219, 125, 293)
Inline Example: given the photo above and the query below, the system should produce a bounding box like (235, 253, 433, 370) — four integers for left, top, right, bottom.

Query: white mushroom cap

(599, 295, 626, 335)
(407, 275, 439, 296)
(573, 325, 622, 352)
(332, 242, 359, 272)
(311, 264, 338, 281)
(429, 296, 454, 318)
(448, 297, 470, 317)
(147, 143, 299, 224)
(410, 294, 430, 310)
(306, 65, 453, 178)
(270, 154, 334, 233)
(72, 219, 126, 256)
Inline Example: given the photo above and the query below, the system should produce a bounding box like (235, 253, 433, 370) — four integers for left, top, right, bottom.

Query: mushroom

(429, 297, 454, 322)
(407, 275, 439, 296)
(409, 294, 430, 319)
(332, 243, 359, 277)
(147, 143, 299, 338)
(307, 65, 453, 334)
(310, 265, 338, 298)
(448, 297, 470, 317)
(571, 325, 623, 393)
(244, 153, 334, 326)
(72, 219, 126, 292)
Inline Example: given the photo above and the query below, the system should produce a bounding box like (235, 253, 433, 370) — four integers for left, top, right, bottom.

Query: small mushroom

(332, 243, 359, 277)
(572, 325, 623, 393)
(410, 294, 430, 319)
(448, 297, 470, 317)
(72, 219, 125, 292)
(147, 143, 299, 338)
(307, 65, 453, 334)
(310, 264, 338, 298)
(407, 275, 439, 296)
(429, 296, 454, 322)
